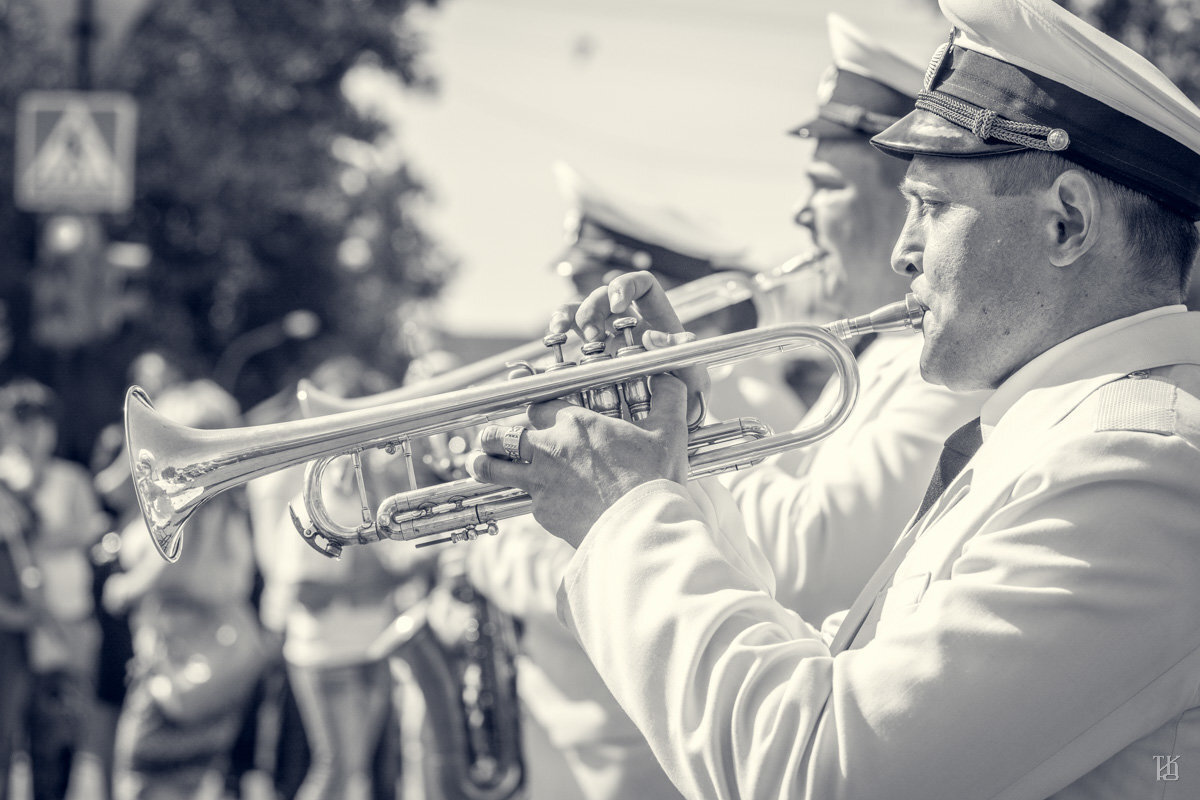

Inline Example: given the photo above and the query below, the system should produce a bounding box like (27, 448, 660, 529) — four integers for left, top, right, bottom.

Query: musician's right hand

(468, 373, 691, 549)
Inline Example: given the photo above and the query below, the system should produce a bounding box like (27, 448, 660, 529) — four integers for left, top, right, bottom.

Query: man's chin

(918, 346, 992, 392)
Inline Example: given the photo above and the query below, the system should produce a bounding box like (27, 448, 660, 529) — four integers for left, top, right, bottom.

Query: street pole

(74, 0, 96, 90)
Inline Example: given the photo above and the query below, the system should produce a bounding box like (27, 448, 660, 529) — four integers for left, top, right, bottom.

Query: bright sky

(354, 0, 947, 338)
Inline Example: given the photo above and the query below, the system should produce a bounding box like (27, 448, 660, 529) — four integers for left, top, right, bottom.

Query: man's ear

(1043, 169, 1103, 267)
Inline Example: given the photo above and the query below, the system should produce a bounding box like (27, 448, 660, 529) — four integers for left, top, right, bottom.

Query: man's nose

(890, 224, 922, 277)
(792, 203, 814, 232)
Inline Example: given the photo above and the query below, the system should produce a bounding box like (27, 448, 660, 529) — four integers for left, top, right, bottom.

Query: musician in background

(472, 0, 1200, 795)
(457, 168, 777, 800)
(722, 13, 986, 623)
(551, 161, 811, 434)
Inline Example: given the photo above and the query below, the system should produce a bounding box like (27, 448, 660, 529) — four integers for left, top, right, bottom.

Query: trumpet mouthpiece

(824, 294, 925, 340)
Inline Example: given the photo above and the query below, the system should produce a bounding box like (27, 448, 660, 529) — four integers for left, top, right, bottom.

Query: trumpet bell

(125, 386, 203, 562)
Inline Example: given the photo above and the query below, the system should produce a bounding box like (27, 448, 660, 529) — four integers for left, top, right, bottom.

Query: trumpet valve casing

(613, 317, 651, 420)
(578, 341, 622, 417)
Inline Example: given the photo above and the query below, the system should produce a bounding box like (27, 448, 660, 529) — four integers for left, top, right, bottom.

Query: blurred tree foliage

(0, 0, 452, 460)
(1058, 0, 1200, 101)
(913, 0, 1200, 102)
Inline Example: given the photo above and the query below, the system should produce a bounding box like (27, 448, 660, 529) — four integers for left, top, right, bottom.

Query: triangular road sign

(16, 91, 137, 213)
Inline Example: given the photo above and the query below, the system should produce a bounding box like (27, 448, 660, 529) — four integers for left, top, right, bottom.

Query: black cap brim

(871, 109, 1026, 159)
(788, 116, 865, 140)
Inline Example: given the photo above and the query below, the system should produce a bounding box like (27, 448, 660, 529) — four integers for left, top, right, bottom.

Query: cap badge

(923, 28, 957, 92)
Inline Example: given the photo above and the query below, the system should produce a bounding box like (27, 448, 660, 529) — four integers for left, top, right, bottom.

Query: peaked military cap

(552, 162, 750, 285)
(790, 14, 926, 140)
(872, 0, 1200, 220)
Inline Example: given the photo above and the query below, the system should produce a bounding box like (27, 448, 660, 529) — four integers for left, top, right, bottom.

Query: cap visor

(871, 109, 1026, 159)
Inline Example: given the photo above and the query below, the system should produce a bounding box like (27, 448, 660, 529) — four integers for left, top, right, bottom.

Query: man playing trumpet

(465, 16, 982, 798)
(468, 0, 1200, 797)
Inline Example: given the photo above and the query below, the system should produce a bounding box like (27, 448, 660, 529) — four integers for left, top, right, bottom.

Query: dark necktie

(829, 416, 984, 653)
(914, 416, 983, 522)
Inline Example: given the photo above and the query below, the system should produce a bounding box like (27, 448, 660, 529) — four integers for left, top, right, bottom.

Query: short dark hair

(979, 151, 1199, 293)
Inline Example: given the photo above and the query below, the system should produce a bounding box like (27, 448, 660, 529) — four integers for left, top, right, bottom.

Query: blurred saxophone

(372, 573, 525, 800)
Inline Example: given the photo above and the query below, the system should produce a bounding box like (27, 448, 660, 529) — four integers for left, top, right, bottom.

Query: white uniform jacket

(727, 331, 986, 622)
(557, 307, 1200, 800)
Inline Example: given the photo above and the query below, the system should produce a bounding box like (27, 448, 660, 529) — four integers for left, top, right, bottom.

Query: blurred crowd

(0, 148, 824, 800)
(0, 348, 474, 800)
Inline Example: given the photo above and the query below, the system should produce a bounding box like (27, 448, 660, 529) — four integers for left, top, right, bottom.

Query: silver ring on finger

(502, 425, 529, 463)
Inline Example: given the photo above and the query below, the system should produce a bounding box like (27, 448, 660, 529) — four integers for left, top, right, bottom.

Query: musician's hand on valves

(467, 373, 691, 549)
(550, 270, 711, 428)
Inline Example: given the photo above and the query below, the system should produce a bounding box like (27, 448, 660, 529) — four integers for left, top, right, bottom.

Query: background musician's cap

(551, 162, 751, 290)
(789, 13, 926, 141)
(871, 0, 1200, 220)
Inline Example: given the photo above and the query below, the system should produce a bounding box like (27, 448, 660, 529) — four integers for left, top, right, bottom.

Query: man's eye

(918, 198, 945, 216)
(810, 175, 845, 192)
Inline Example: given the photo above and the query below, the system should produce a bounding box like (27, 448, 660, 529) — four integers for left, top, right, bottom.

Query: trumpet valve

(541, 332, 570, 364)
(579, 342, 622, 418)
(541, 332, 583, 405)
(613, 317, 651, 421)
(613, 317, 641, 352)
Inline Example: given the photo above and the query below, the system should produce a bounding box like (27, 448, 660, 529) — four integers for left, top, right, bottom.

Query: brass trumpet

(125, 295, 924, 563)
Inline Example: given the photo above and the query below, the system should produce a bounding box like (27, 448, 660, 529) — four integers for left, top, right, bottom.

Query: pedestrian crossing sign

(15, 91, 138, 213)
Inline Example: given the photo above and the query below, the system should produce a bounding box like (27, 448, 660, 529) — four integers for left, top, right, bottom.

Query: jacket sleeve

(559, 428, 1200, 800)
(726, 364, 981, 621)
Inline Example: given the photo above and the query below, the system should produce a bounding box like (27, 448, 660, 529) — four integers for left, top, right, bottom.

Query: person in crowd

(0, 378, 109, 800)
(105, 380, 266, 800)
(470, 0, 1200, 796)
(90, 351, 189, 800)
(723, 12, 986, 623)
(273, 448, 433, 800)
(91, 350, 187, 508)
(249, 355, 435, 800)
(0, 481, 36, 800)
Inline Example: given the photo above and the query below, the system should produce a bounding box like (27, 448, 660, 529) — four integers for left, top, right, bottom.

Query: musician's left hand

(550, 271, 711, 426)
(467, 374, 690, 548)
